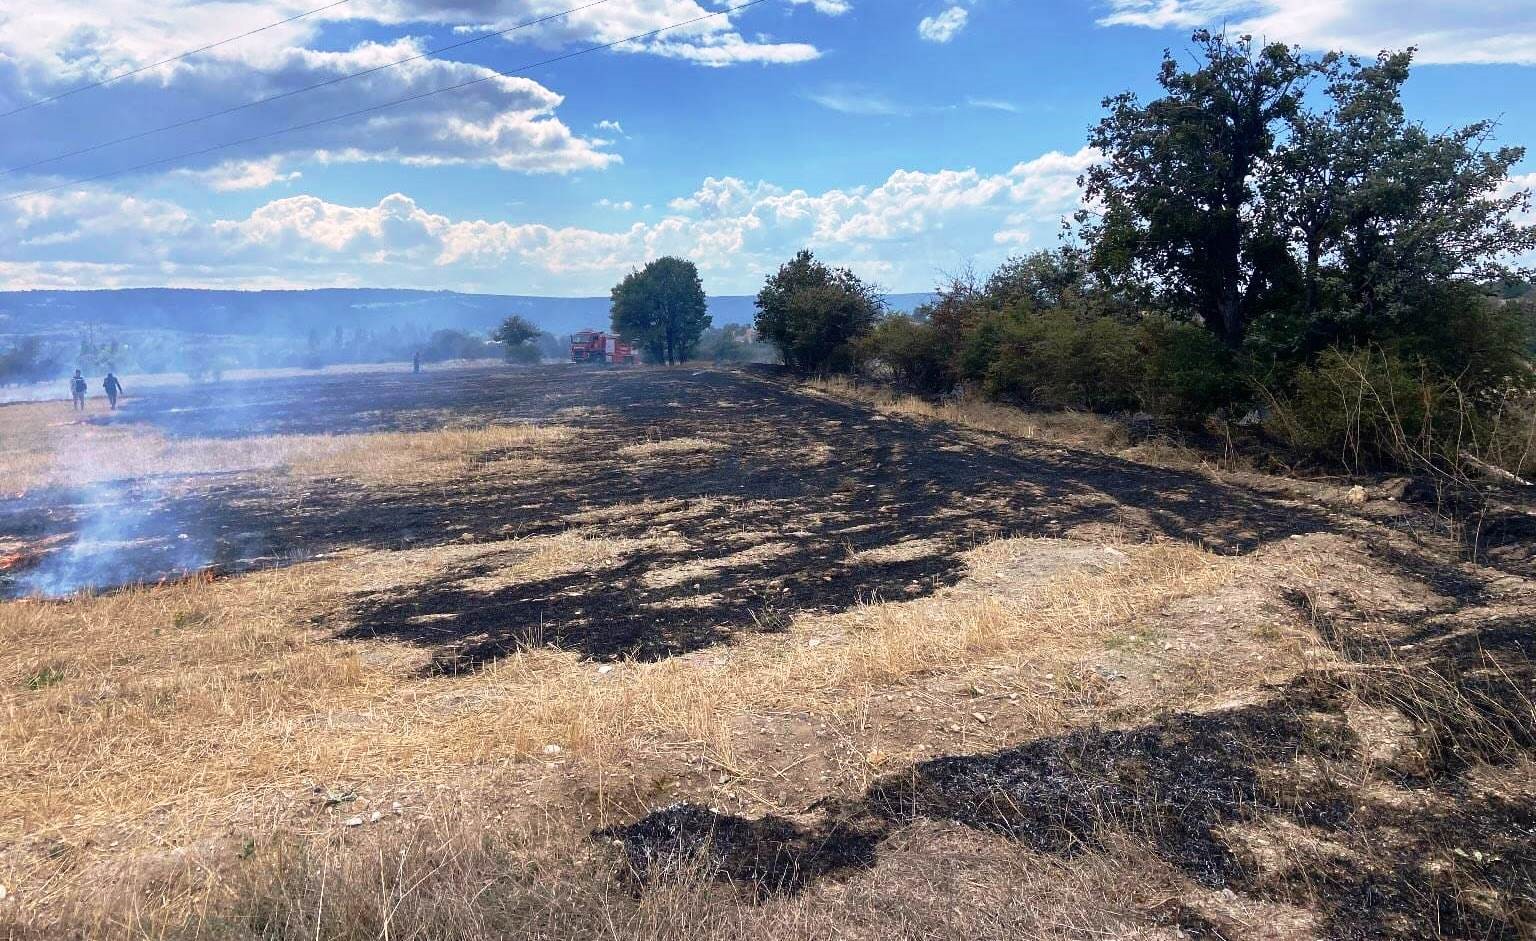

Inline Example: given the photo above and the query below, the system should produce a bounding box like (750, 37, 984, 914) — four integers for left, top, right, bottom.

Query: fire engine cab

(569, 329, 638, 365)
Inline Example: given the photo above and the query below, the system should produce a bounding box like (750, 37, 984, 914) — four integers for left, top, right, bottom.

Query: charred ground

(3, 363, 1532, 941)
(4, 365, 1327, 664)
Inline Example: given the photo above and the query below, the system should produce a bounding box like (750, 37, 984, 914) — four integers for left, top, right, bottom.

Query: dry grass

(1483, 391, 1536, 478)
(14, 806, 1199, 941)
(0, 529, 1233, 922)
(806, 378, 1130, 452)
(617, 437, 728, 459)
(0, 401, 570, 492)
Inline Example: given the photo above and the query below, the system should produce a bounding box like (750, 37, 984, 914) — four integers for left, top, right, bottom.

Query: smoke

(12, 478, 216, 599)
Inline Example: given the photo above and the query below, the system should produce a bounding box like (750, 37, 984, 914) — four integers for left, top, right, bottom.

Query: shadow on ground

(605, 560, 1536, 940)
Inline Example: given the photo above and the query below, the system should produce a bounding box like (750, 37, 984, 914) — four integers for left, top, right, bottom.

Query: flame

(0, 550, 39, 573)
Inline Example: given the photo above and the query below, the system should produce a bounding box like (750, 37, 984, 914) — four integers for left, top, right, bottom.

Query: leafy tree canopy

(610, 257, 711, 365)
(1081, 32, 1535, 350)
(754, 250, 884, 374)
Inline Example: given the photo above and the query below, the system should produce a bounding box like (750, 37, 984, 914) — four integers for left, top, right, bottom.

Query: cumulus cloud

(789, 0, 852, 13)
(0, 0, 840, 187)
(918, 6, 969, 43)
(0, 38, 617, 185)
(0, 1, 836, 87)
(347, 0, 827, 68)
(1, 149, 1098, 293)
(179, 157, 302, 192)
(1098, 0, 1536, 65)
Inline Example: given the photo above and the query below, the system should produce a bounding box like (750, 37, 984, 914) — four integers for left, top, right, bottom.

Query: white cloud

(0, 1, 838, 83)
(596, 198, 635, 211)
(595, 120, 626, 135)
(918, 6, 969, 44)
(0, 0, 841, 186)
(0, 149, 1098, 293)
(789, 0, 852, 13)
(806, 84, 909, 116)
(353, 0, 828, 68)
(967, 97, 1020, 113)
(0, 37, 617, 184)
(1098, 1, 1536, 65)
(180, 157, 302, 192)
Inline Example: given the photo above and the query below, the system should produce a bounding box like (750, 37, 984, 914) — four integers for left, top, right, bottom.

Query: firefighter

(69, 370, 88, 411)
(103, 371, 124, 410)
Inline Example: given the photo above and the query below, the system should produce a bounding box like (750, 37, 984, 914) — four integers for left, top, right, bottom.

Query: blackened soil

(609, 557, 1536, 940)
(598, 803, 883, 899)
(865, 691, 1356, 886)
(1, 365, 1330, 665)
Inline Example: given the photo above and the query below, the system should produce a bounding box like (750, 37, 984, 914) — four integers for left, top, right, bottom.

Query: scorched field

(0, 363, 1531, 940)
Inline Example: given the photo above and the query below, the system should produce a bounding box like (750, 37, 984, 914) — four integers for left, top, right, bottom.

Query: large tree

(610, 257, 710, 365)
(1278, 51, 1533, 346)
(1082, 31, 1315, 348)
(754, 250, 884, 373)
(1083, 34, 1534, 352)
(491, 313, 541, 363)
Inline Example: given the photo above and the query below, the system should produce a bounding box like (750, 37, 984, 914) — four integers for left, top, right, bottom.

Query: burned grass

(5, 365, 1533, 939)
(1, 366, 1332, 661)
(604, 535, 1536, 941)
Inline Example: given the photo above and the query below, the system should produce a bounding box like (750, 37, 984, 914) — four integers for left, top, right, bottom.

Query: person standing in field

(69, 370, 88, 411)
(412, 351, 422, 375)
(103, 371, 124, 410)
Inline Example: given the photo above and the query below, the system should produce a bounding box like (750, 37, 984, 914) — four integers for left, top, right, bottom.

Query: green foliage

(1393, 285, 1534, 396)
(421, 329, 489, 363)
(1138, 319, 1252, 424)
(859, 315, 951, 394)
(492, 314, 539, 347)
(1083, 30, 1315, 347)
(26, 665, 66, 691)
(960, 309, 1141, 411)
(491, 315, 544, 364)
(755, 250, 884, 374)
(610, 257, 711, 365)
(983, 248, 1090, 312)
(1083, 34, 1534, 351)
(1266, 346, 1460, 472)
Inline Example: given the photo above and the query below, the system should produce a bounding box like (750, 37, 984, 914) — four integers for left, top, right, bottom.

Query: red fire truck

(569, 329, 638, 365)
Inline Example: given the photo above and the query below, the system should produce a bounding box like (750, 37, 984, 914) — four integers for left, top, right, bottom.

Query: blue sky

(2, 0, 1534, 296)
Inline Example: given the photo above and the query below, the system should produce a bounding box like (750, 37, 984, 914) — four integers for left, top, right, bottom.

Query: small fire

(0, 550, 41, 573)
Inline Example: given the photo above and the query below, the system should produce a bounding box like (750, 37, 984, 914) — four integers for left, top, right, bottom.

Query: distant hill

(0, 288, 937, 338)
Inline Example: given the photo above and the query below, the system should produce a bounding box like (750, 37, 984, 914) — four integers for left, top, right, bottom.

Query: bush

(0, 336, 63, 385)
(859, 316, 952, 394)
(1266, 346, 1467, 472)
(1396, 285, 1534, 397)
(961, 309, 1141, 411)
(1482, 392, 1536, 478)
(690, 325, 775, 364)
(421, 329, 491, 363)
(503, 342, 541, 365)
(1138, 319, 1252, 424)
(755, 250, 883, 374)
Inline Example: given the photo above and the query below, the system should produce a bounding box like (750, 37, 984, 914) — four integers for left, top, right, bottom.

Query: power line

(3, 0, 617, 178)
(1, 0, 358, 119)
(1, 0, 772, 204)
